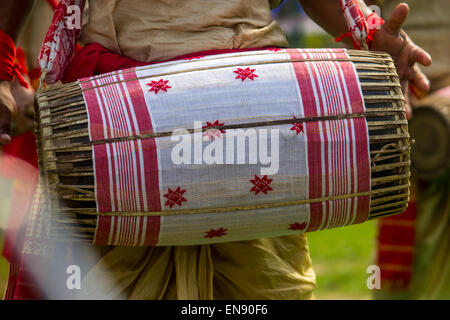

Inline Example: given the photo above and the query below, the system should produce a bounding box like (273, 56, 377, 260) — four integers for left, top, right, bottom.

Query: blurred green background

(308, 221, 377, 300)
(0, 234, 8, 298)
(0, 176, 12, 299)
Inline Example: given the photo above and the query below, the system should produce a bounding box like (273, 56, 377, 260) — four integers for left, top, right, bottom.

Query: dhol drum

(409, 87, 450, 180)
(35, 48, 410, 246)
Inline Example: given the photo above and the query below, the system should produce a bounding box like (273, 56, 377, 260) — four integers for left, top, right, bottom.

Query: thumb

(383, 3, 409, 35)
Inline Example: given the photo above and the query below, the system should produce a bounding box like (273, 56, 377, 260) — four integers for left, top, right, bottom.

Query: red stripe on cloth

(96, 216, 161, 246)
(110, 216, 118, 245)
(288, 50, 324, 231)
(378, 251, 414, 266)
(91, 144, 112, 212)
(117, 70, 161, 211)
(96, 75, 130, 139)
(115, 217, 126, 246)
(334, 64, 357, 226)
(379, 270, 412, 285)
(128, 216, 138, 246)
(311, 60, 344, 229)
(79, 79, 108, 141)
(378, 223, 415, 246)
(94, 215, 112, 245)
(288, 49, 370, 231)
(335, 59, 370, 224)
(123, 72, 161, 246)
(139, 139, 162, 212)
(124, 216, 136, 246)
(308, 55, 339, 229)
(82, 69, 162, 245)
(130, 140, 146, 212)
(328, 120, 346, 227)
(121, 70, 161, 212)
(121, 70, 154, 134)
(304, 111, 324, 226)
(331, 61, 358, 226)
(284, 48, 348, 60)
(353, 117, 371, 224)
(337, 61, 365, 113)
(135, 217, 144, 245)
(346, 0, 368, 32)
(143, 216, 161, 246)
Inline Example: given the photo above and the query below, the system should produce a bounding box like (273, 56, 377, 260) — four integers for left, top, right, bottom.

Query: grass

(0, 231, 9, 299)
(0, 176, 13, 299)
(308, 220, 377, 300)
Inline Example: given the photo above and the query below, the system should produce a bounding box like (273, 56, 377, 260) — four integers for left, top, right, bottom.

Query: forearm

(0, 0, 35, 41)
(298, 0, 372, 38)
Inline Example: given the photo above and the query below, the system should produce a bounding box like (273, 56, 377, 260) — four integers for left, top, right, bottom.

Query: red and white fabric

(337, 0, 384, 50)
(38, 0, 86, 84)
(79, 48, 371, 246)
(339, 0, 370, 50)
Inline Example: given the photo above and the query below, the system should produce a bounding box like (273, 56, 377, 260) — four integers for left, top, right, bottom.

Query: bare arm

(0, 0, 35, 144)
(299, 0, 363, 39)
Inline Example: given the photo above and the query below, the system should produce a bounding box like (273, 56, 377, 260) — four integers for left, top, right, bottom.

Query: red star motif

(290, 116, 304, 135)
(204, 227, 228, 239)
(202, 120, 225, 141)
(288, 222, 307, 231)
(147, 79, 172, 94)
(234, 67, 258, 81)
(267, 48, 282, 52)
(163, 186, 186, 208)
(183, 55, 205, 60)
(250, 175, 273, 195)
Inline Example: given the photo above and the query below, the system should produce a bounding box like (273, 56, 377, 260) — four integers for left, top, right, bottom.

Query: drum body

(409, 89, 450, 180)
(35, 48, 410, 246)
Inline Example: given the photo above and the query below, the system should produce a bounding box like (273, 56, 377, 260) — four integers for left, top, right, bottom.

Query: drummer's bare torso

(81, 0, 288, 62)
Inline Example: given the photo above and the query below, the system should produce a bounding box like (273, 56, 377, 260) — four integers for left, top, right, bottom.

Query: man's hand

(0, 80, 17, 144)
(371, 3, 432, 93)
(10, 77, 35, 136)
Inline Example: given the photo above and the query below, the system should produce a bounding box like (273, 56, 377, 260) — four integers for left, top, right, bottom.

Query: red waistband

(62, 43, 279, 83)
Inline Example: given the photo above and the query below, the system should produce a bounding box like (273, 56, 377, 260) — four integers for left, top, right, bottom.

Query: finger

(403, 87, 412, 120)
(408, 64, 430, 93)
(383, 3, 409, 35)
(406, 104, 412, 120)
(409, 44, 432, 67)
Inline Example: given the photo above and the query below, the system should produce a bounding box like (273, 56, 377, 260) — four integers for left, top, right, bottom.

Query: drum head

(409, 105, 450, 180)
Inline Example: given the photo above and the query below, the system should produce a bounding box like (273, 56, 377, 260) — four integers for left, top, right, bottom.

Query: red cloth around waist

(62, 42, 273, 83)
